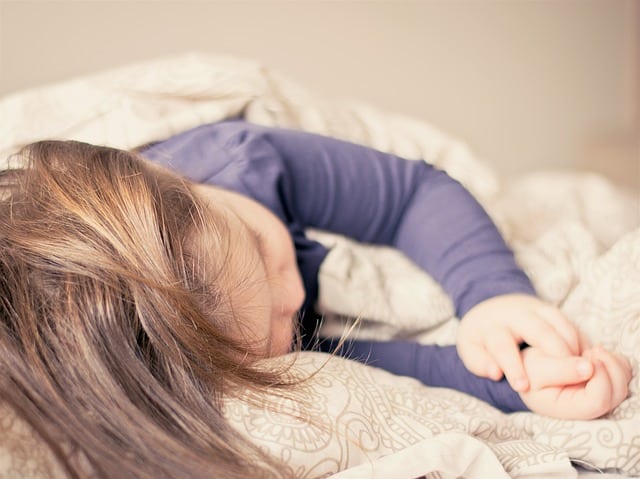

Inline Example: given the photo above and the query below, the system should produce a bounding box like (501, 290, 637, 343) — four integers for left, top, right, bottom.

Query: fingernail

(577, 359, 592, 378)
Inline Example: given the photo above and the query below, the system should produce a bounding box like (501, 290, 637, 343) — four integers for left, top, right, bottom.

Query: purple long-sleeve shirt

(140, 119, 532, 412)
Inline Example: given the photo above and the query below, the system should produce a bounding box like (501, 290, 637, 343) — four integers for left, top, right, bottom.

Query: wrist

(457, 278, 537, 318)
(461, 292, 537, 323)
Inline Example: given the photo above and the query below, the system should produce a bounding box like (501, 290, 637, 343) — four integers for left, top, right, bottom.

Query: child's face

(193, 184, 305, 357)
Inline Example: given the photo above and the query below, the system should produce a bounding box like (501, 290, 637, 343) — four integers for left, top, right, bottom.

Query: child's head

(190, 180, 305, 357)
(0, 140, 302, 478)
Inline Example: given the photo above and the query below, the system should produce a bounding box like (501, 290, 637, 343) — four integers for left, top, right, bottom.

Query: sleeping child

(0, 120, 631, 478)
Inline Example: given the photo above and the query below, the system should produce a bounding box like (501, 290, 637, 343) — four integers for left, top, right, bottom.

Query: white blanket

(1, 53, 638, 478)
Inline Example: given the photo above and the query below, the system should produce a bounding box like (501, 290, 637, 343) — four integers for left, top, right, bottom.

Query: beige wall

(0, 0, 638, 188)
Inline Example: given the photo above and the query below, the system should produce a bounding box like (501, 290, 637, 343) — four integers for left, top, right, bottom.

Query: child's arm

(319, 338, 632, 418)
(317, 338, 531, 412)
(518, 345, 632, 419)
(141, 121, 583, 389)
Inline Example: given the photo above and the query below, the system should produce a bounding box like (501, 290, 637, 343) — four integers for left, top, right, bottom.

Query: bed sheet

(0, 52, 638, 478)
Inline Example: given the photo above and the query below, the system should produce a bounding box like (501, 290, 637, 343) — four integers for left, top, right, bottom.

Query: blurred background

(0, 0, 638, 190)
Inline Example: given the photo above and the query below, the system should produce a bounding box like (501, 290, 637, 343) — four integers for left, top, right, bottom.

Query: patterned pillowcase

(224, 352, 574, 477)
(2, 347, 638, 477)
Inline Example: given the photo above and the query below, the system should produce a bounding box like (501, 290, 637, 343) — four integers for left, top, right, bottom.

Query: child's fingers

(457, 343, 503, 380)
(580, 359, 616, 418)
(486, 329, 528, 391)
(578, 330, 592, 352)
(513, 316, 573, 359)
(554, 360, 613, 419)
(525, 352, 594, 388)
(535, 305, 581, 355)
(550, 359, 613, 419)
(591, 348, 632, 409)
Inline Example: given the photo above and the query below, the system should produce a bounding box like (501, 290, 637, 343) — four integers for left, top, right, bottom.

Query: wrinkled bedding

(0, 53, 638, 478)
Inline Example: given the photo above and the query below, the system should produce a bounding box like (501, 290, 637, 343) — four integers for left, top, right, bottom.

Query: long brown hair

(0, 140, 297, 478)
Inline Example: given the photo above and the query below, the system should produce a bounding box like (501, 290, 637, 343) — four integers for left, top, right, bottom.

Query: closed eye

(251, 229, 269, 260)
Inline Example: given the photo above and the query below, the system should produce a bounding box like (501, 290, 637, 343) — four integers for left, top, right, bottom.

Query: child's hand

(518, 346, 632, 419)
(457, 294, 587, 392)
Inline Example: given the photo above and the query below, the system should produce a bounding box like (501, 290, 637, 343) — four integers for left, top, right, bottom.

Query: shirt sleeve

(318, 338, 529, 413)
(140, 120, 535, 317)
(225, 121, 535, 318)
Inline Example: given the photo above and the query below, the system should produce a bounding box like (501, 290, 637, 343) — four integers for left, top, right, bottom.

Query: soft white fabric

(0, 52, 638, 478)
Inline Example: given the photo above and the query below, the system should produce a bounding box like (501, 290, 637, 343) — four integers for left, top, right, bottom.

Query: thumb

(525, 351, 594, 388)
